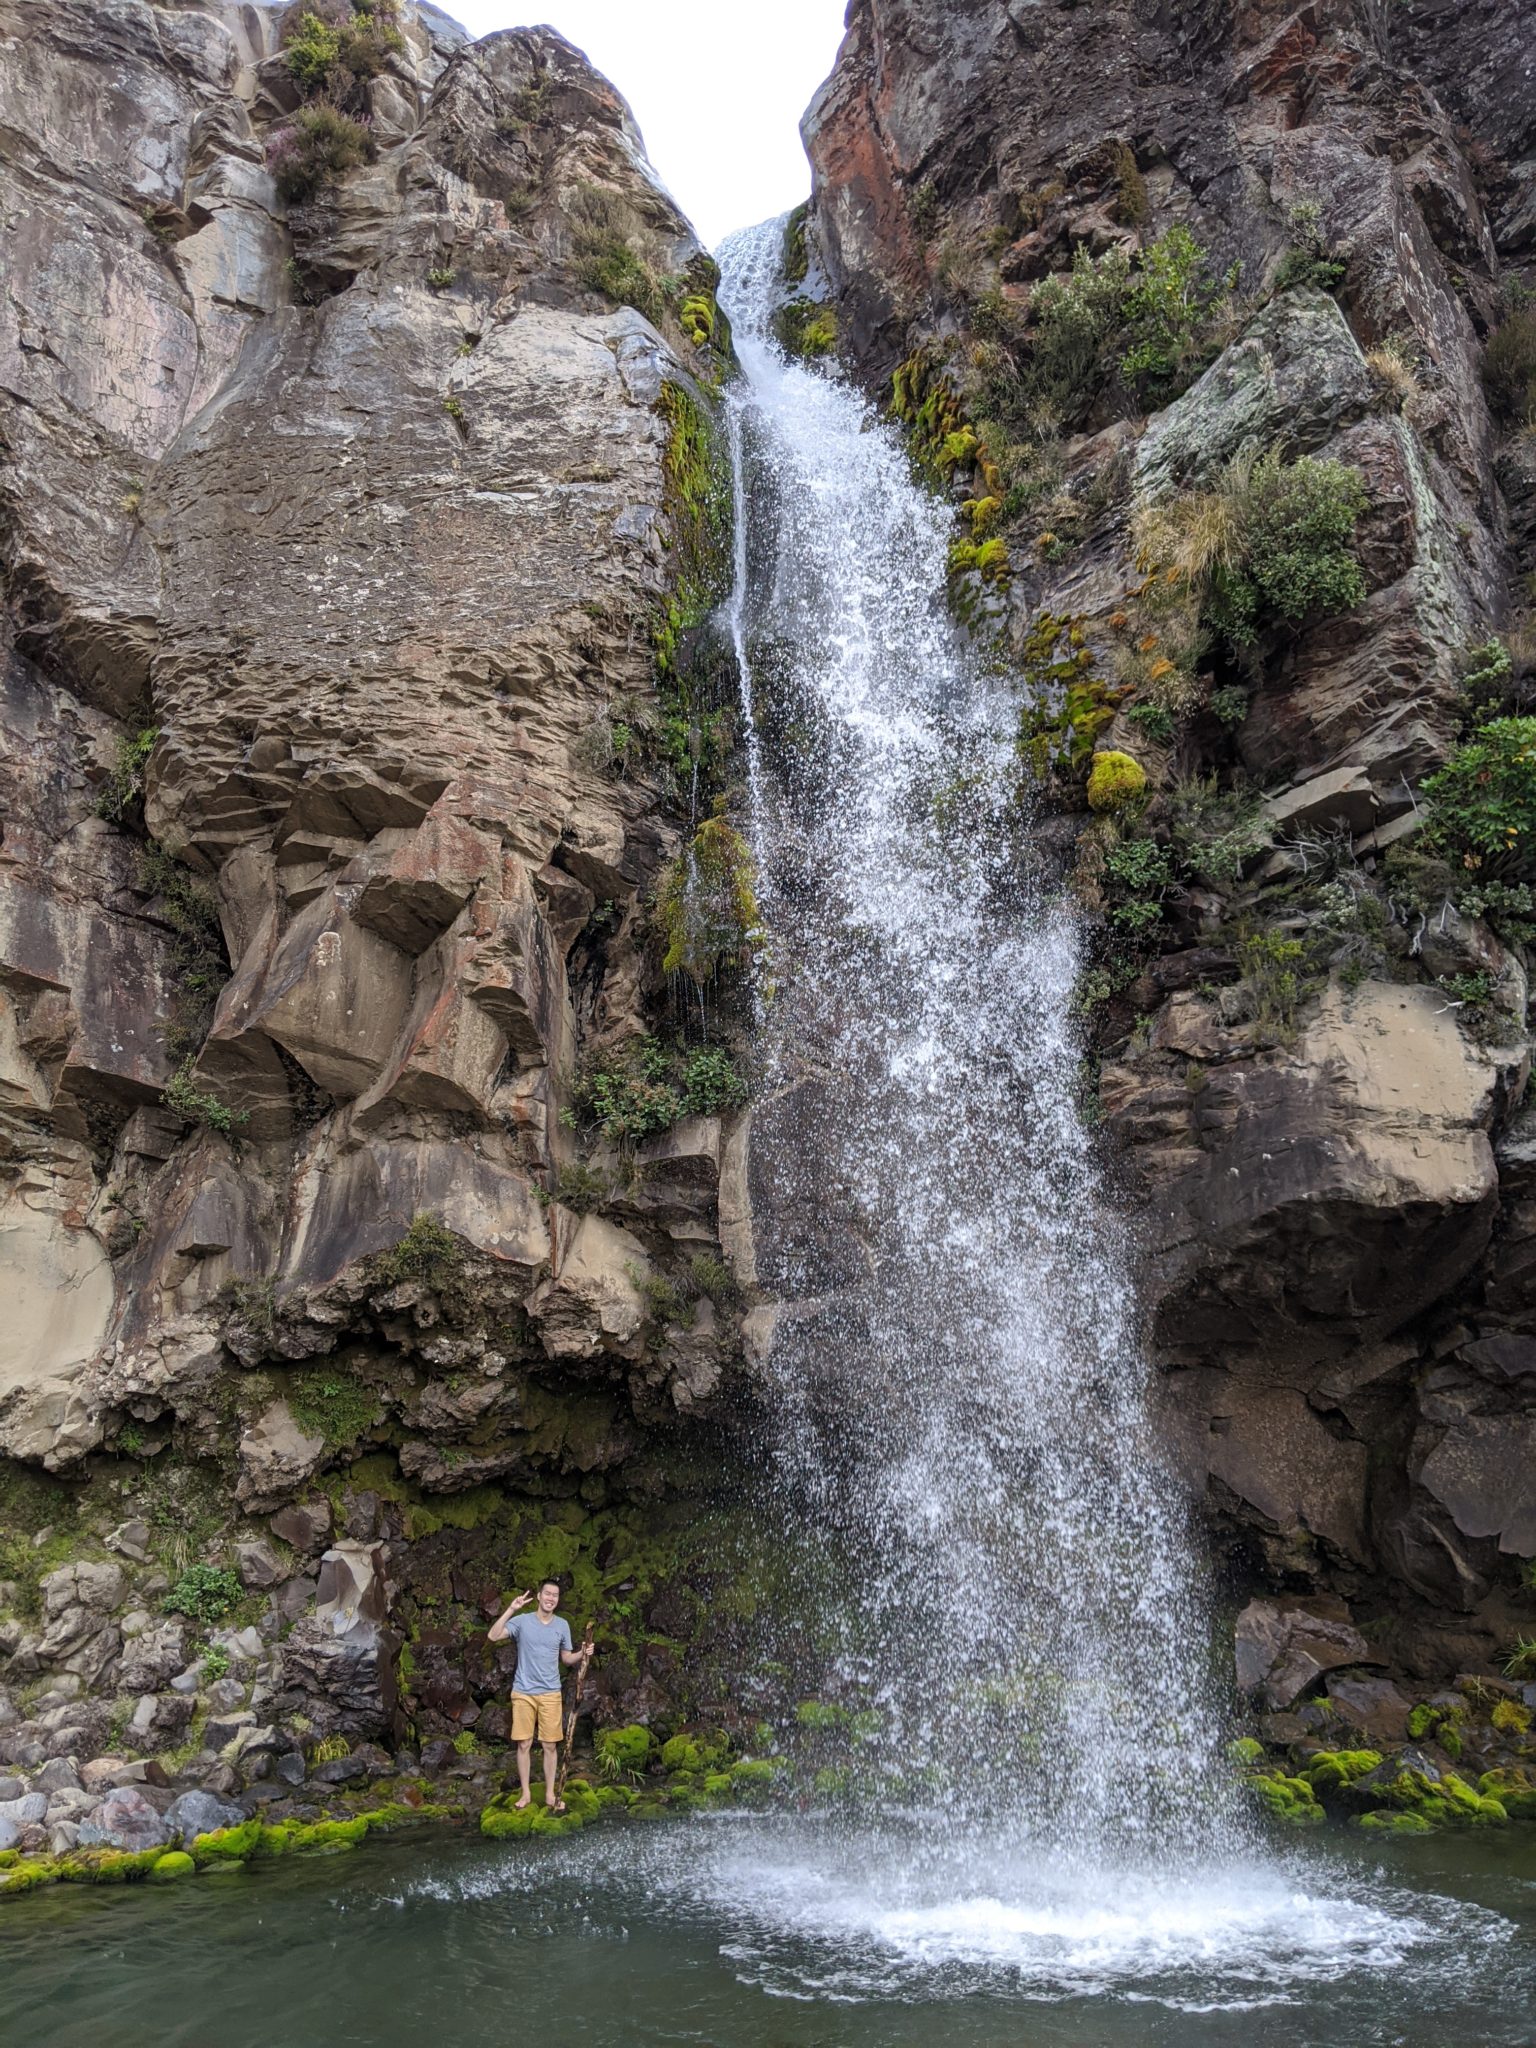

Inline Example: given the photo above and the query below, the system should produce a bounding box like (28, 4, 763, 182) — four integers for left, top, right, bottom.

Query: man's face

(538, 1582, 559, 1614)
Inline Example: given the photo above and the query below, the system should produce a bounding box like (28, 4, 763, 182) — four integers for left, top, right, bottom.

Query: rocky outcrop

(797, 0, 1536, 1682)
(1, 2, 750, 1793)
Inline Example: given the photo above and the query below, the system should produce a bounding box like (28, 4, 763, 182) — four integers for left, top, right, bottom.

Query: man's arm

(559, 1623, 589, 1666)
(488, 1590, 532, 1643)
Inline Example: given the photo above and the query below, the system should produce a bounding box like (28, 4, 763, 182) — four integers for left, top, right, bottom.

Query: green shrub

(165, 1060, 248, 1139)
(1420, 718, 1536, 882)
(266, 104, 377, 206)
(1483, 309, 1536, 426)
(547, 1162, 612, 1215)
(1271, 200, 1347, 294)
(679, 1045, 748, 1117)
(568, 185, 663, 325)
(1205, 451, 1368, 641)
(1119, 224, 1234, 395)
(286, 1369, 379, 1447)
(1027, 243, 1131, 416)
(373, 1211, 461, 1286)
(138, 843, 229, 1062)
(282, 1, 403, 100)
(97, 727, 158, 823)
(1236, 929, 1307, 1036)
(163, 1564, 242, 1629)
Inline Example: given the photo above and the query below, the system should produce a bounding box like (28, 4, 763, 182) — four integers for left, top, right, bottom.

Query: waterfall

(716, 218, 1244, 1867)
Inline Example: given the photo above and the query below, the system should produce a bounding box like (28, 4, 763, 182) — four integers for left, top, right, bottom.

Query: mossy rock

(1251, 1770, 1325, 1826)
(1087, 750, 1148, 812)
(595, 1724, 654, 1781)
(0, 1860, 59, 1898)
(1305, 1748, 1382, 1793)
(148, 1851, 196, 1883)
(1356, 1810, 1434, 1835)
(1479, 1769, 1536, 1820)
(190, 1820, 263, 1865)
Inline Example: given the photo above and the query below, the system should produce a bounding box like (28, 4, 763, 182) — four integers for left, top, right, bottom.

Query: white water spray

(717, 218, 1240, 1863)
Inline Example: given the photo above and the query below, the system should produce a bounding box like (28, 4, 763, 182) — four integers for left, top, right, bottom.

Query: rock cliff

(795, 0, 1536, 1705)
(1, 0, 753, 1828)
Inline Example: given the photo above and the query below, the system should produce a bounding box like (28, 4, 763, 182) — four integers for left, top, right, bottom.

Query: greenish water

(5, 1817, 1534, 2047)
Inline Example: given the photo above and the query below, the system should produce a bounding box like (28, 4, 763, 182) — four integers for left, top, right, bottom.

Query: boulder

(1234, 1596, 1374, 1710)
(76, 1785, 171, 1852)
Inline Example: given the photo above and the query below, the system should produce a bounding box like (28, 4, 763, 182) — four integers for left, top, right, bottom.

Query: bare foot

(514, 1794, 531, 1809)
(547, 1799, 567, 1814)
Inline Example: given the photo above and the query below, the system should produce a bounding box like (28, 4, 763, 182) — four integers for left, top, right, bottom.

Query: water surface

(6, 1818, 1533, 2047)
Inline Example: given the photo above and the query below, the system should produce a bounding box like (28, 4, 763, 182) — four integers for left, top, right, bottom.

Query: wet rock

(1234, 1596, 1375, 1710)
(1324, 1675, 1415, 1745)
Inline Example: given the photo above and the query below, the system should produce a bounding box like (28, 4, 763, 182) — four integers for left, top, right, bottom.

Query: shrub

(1420, 718, 1536, 882)
(266, 103, 376, 205)
(201, 1644, 231, 1683)
(657, 813, 760, 983)
(165, 1060, 249, 1139)
(679, 1045, 748, 1117)
(1271, 200, 1347, 295)
(1086, 750, 1148, 812)
(1119, 223, 1234, 394)
(568, 184, 663, 325)
(1140, 450, 1368, 649)
(1236, 929, 1306, 1036)
(97, 727, 159, 823)
(373, 1212, 461, 1287)
(1483, 309, 1536, 426)
(548, 1162, 612, 1215)
(163, 1564, 242, 1629)
(286, 1369, 379, 1446)
(568, 1038, 683, 1146)
(1027, 243, 1131, 416)
(282, 1, 403, 101)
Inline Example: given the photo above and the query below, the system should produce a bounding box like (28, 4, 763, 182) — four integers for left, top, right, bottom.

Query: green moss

(1227, 1737, 1266, 1767)
(679, 292, 717, 346)
(285, 1369, 381, 1450)
(1356, 1809, 1434, 1834)
(189, 1821, 263, 1865)
(1479, 1769, 1536, 1820)
(781, 201, 810, 287)
(657, 811, 761, 983)
(148, 1851, 196, 1883)
(793, 1700, 849, 1732)
(1016, 613, 1126, 784)
(1250, 1770, 1326, 1827)
(1086, 751, 1148, 813)
(1305, 1749, 1382, 1793)
(773, 297, 836, 360)
(596, 1724, 655, 1782)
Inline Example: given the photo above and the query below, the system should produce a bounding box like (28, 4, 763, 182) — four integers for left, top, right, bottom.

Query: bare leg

(542, 1742, 560, 1807)
(515, 1738, 533, 1807)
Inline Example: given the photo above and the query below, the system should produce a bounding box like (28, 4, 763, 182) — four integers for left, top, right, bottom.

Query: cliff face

(1, 0, 750, 1800)
(798, 0, 1536, 1698)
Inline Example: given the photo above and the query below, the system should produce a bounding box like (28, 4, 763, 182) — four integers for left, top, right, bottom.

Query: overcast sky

(444, 1, 850, 247)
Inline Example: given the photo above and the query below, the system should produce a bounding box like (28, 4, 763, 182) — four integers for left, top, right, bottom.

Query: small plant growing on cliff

(679, 1045, 748, 1117)
(426, 266, 456, 291)
(1419, 718, 1536, 882)
(657, 812, 761, 983)
(287, 1369, 380, 1447)
(96, 726, 159, 823)
(1483, 308, 1536, 427)
(1120, 224, 1236, 396)
(163, 1564, 242, 1630)
(266, 104, 377, 206)
(200, 1644, 231, 1684)
(282, 0, 403, 102)
(1272, 200, 1347, 295)
(545, 1162, 613, 1215)
(1235, 929, 1307, 1038)
(374, 1212, 461, 1287)
(165, 1060, 249, 1140)
(569, 184, 664, 326)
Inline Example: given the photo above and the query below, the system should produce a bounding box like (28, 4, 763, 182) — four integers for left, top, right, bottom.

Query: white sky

(443, 1, 850, 247)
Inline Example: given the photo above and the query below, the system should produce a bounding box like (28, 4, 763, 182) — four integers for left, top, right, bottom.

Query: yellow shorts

(511, 1691, 563, 1743)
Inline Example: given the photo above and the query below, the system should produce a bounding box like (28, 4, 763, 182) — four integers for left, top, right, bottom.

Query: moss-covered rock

(148, 1851, 196, 1883)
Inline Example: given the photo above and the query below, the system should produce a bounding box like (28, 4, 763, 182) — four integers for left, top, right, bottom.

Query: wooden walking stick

(556, 1623, 596, 1800)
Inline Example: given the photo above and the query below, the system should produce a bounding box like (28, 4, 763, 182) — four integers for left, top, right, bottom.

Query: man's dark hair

(539, 1577, 561, 1594)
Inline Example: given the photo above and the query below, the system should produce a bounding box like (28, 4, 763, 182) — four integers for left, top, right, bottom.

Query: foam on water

(404, 1820, 1513, 2014)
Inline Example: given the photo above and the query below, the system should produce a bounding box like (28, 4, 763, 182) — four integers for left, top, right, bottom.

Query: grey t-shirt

(505, 1611, 571, 1695)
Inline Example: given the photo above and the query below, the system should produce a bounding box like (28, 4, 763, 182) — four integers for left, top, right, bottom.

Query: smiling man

(488, 1579, 586, 1810)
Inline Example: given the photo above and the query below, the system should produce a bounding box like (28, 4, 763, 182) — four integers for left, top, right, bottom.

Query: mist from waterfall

(716, 218, 1245, 1867)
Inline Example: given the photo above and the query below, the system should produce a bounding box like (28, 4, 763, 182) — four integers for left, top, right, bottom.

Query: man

(488, 1578, 587, 1811)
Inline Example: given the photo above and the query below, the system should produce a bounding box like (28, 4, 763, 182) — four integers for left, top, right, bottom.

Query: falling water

(716, 218, 1241, 1867)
